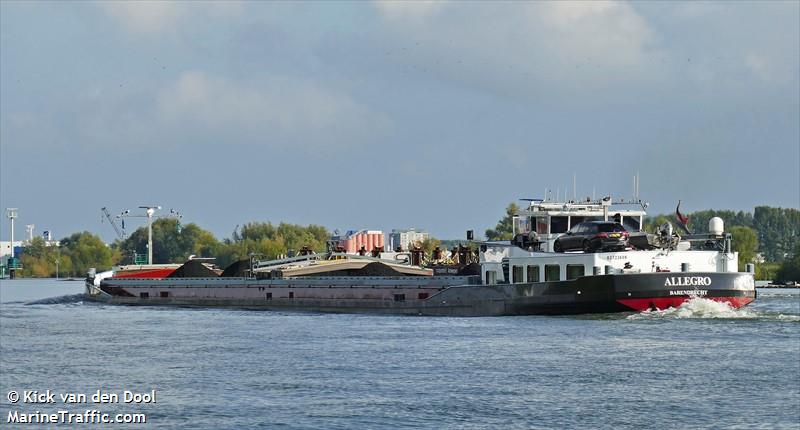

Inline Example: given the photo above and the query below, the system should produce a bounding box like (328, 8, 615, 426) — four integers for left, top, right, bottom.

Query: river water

(1, 279, 798, 429)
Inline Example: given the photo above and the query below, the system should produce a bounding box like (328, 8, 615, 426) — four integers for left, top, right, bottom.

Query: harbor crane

(101, 207, 126, 240)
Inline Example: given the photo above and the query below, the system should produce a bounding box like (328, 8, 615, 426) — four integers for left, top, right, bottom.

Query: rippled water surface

(1, 279, 798, 429)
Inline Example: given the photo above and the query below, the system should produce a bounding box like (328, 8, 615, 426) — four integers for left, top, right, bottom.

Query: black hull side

(86, 272, 755, 316)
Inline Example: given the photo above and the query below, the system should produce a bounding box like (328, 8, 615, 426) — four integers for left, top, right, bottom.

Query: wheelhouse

(512, 198, 647, 252)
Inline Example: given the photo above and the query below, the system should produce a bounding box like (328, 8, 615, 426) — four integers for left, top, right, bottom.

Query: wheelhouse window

(545, 264, 560, 281)
(514, 217, 531, 235)
(551, 217, 568, 234)
(566, 264, 585, 280)
(570, 216, 601, 227)
(623, 216, 641, 232)
(536, 217, 548, 234)
(527, 265, 540, 283)
(512, 266, 524, 283)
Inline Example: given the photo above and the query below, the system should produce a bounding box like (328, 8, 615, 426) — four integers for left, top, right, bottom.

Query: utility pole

(118, 206, 181, 265)
(6, 208, 17, 258)
(54, 248, 60, 280)
(141, 206, 160, 265)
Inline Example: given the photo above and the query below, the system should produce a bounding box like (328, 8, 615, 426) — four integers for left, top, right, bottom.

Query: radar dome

(709, 217, 724, 235)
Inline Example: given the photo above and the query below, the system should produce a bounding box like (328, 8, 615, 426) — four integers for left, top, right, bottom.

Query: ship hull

(85, 272, 755, 316)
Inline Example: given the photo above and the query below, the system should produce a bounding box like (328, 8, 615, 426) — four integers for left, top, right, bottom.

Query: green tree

(485, 203, 519, 241)
(756, 263, 780, 281)
(416, 236, 441, 257)
(687, 209, 754, 233)
(643, 214, 674, 233)
(729, 226, 758, 269)
(775, 242, 800, 282)
(17, 238, 77, 278)
(217, 221, 329, 267)
(116, 219, 221, 264)
(60, 231, 114, 275)
(753, 206, 800, 263)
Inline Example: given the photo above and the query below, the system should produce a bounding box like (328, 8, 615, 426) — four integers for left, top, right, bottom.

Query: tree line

(12, 205, 799, 282)
(15, 220, 330, 278)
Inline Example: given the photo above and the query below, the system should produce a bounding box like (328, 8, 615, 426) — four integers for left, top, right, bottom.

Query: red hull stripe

(617, 296, 754, 312)
(113, 269, 176, 279)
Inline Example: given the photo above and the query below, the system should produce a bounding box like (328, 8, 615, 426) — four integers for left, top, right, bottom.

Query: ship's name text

(669, 289, 708, 296)
(664, 276, 712, 287)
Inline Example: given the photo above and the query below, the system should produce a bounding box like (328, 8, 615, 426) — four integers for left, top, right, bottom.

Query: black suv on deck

(553, 221, 629, 253)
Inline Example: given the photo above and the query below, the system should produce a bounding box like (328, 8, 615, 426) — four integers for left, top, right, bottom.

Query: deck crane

(101, 207, 126, 240)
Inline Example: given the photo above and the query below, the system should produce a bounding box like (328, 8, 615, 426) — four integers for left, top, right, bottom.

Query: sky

(1, 1, 798, 243)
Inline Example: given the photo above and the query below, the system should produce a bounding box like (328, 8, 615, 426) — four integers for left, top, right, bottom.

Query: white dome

(709, 217, 724, 235)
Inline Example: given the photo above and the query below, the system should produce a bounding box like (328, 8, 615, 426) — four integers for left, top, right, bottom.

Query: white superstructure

(481, 198, 739, 285)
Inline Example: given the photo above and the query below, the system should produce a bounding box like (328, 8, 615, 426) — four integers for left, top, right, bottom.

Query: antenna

(573, 173, 577, 201)
(636, 171, 640, 201)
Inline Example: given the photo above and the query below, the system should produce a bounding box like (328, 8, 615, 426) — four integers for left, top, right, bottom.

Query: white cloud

(372, 1, 661, 100)
(99, 1, 183, 34)
(155, 71, 391, 149)
(536, 1, 654, 69)
(98, 1, 243, 34)
(373, 1, 447, 23)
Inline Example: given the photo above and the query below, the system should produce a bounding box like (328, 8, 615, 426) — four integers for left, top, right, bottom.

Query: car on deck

(553, 221, 629, 253)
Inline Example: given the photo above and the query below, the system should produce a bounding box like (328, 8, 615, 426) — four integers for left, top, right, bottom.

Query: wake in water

(24, 294, 87, 305)
(627, 297, 799, 321)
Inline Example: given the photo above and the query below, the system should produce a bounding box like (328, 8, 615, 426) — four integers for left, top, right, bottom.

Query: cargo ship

(85, 198, 756, 316)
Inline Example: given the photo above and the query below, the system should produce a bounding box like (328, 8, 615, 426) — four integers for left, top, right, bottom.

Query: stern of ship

(612, 272, 755, 312)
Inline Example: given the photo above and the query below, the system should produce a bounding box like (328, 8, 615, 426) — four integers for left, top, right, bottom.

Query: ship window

(545, 264, 560, 281)
(527, 265, 540, 282)
(418, 292, 429, 300)
(570, 217, 601, 227)
(512, 266, 524, 283)
(139, 292, 149, 299)
(394, 294, 406, 302)
(623, 216, 641, 232)
(536, 217, 548, 234)
(514, 217, 531, 234)
(567, 264, 585, 280)
(486, 270, 497, 284)
(160, 291, 169, 298)
(288, 292, 294, 299)
(266, 292, 272, 300)
(551, 217, 568, 234)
